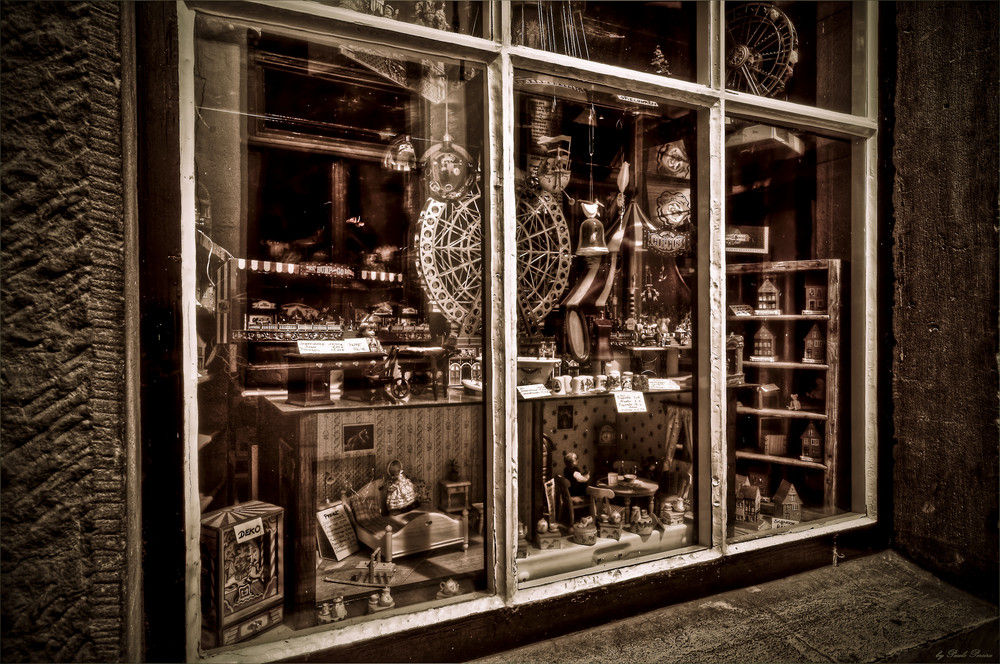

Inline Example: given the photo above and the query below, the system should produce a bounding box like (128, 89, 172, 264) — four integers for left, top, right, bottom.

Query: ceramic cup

(582, 376, 594, 392)
(622, 371, 634, 390)
(557, 375, 573, 393)
(570, 376, 587, 394)
(594, 374, 608, 391)
(608, 370, 621, 390)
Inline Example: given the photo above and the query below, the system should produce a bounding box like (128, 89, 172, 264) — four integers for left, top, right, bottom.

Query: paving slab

(472, 551, 998, 664)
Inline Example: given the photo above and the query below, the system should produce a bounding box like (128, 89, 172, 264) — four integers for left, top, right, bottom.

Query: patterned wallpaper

(314, 404, 484, 507)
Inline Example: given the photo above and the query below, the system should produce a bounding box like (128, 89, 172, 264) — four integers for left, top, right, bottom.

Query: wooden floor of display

(316, 533, 487, 617)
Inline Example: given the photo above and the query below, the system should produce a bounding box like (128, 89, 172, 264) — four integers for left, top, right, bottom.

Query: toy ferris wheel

(725, 2, 799, 98)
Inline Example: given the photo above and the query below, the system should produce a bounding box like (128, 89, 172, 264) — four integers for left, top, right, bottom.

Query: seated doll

(562, 451, 591, 497)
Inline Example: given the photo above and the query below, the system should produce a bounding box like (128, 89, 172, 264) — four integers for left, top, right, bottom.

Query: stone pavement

(472, 550, 998, 663)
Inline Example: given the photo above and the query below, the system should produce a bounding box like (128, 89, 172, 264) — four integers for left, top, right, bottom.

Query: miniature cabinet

(726, 260, 844, 536)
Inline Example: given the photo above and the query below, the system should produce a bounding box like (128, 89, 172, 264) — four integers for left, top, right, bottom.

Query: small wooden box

(537, 530, 563, 550)
(598, 522, 623, 541)
(287, 363, 331, 406)
(764, 434, 788, 456)
(201, 501, 284, 648)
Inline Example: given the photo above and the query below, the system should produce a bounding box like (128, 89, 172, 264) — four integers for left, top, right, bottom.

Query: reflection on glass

(194, 15, 486, 648)
(511, 1, 697, 82)
(513, 75, 701, 583)
(725, 1, 856, 113)
(317, 0, 486, 37)
(725, 118, 853, 541)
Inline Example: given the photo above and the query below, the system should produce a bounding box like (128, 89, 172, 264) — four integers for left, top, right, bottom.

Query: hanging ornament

(422, 136, 476, 202)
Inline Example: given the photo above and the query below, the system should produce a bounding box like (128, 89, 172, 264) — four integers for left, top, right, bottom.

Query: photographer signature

(936, 649, 994, 660)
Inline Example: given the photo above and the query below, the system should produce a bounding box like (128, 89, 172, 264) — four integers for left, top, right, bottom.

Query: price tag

(613, 391, 647, 413)
(297, 339, 372, 354)
(730, 304, 754, 317)
(316, 503, 359, 561)
(234, 517, 264, 544)
(646, 378, 681, 391)
(517, 384, 551, 399)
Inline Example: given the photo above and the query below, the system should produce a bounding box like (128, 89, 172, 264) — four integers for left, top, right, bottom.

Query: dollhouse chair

(555, 475, 590, 528)
(586, 486, 626, 524)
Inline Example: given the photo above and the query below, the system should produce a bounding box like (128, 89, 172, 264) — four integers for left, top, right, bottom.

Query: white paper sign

(771, 518, 799, 529)
(730, 304, 754, 317)
(613, 391, 647, 413)
(297, 339, 372, 355)
(234, 517, 264, 544)
(316, 503, 359, 561)
(517, 384, 551, 399)
(646, 378, 681, 391)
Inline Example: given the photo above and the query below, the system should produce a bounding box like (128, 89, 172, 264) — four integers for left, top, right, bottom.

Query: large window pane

(725, 118, 854, 541)
(512, 1, 698, 83)
(725, 1, 858, 113)
(194, 15, 487, 648)
(512, 74, 704, 584)
(320, 0, 488, 37)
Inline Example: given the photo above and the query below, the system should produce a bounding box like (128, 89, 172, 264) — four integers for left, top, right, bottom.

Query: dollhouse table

(595, 478, 659, 524)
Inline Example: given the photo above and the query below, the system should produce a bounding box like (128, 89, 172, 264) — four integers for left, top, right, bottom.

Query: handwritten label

(297, 339, 372, 355)
(646, 378, 681, 391)
(771, 518, 799, 528)
(517, 384, 551, 399)
(613, 391, 647, 413)
(316, 503, 359, 561)
(234, 517, 264, 544)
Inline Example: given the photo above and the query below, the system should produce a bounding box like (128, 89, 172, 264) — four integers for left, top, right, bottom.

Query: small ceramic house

(800, 422, 823, 462)
(748, 470, 770, 500)
(756, 277, 780, 315)
(734, 483, 762, 524)
(802, 324, 825, 364)
(752, 325, 776, 361)
(772, 479, 803, 521)
(803, 283, 827, 313)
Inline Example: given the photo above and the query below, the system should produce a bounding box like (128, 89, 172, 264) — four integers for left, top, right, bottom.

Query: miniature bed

(342, 480, 468, 563)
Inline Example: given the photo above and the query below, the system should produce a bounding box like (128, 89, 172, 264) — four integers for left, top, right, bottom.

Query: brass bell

(576, 215, 609, 256)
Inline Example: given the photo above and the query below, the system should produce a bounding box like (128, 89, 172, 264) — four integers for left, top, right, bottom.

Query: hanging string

(588, 104, 595, 202)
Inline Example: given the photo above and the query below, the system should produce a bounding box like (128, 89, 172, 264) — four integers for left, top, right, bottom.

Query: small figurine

(787, 394, 801, 411)
(437, 578, 461, 599)
(331, 596, 348, 621)
(562, 452, 591, 497)
(536, 518, 549, 534)
(318, 602, 334, 624)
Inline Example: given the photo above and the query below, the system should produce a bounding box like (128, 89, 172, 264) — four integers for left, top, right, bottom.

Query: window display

(194, 16, 487, 643)
(513, 76, 705, 582)
(173, 2, 878, 658)
(725, 118, 853, 540)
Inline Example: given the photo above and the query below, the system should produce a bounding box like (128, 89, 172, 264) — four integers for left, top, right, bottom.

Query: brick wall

(0, 2, 128, 661)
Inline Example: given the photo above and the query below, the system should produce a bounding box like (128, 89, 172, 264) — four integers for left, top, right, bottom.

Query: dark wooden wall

(891, 1, 999, 602)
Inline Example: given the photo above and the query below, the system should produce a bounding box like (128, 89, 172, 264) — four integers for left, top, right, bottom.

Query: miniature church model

(756, 277, 780, 315)
(772, 479, 803, 521)
(800, 422, 823, 462)
(751, 325, 776, 361)
(801, 324, 826, 364)
(803, 283, 827, 314)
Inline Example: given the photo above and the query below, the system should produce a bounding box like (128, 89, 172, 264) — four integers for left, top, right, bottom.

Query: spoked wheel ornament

(725, 2, 799, 98)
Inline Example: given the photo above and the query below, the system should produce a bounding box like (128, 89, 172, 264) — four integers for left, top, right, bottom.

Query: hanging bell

(576, 216, 609, 256)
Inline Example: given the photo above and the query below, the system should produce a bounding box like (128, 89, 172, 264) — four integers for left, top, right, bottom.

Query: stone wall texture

(892, 2, 1000, 601)
(0, 2, 128, 662)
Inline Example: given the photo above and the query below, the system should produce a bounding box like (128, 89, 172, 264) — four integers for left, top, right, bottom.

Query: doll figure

(563, 451, 591, 497)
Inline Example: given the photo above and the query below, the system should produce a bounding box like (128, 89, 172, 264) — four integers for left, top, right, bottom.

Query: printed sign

(297, 338, 372, 355)
(646, 378, 681, 391)
(316, 503, 359, 561)
(234, 517, 264, 544)
(517, 384, 551, 399)
(613, 391, 647, 413)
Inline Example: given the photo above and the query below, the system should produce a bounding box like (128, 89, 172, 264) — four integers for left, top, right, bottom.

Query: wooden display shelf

(727, 314, 830, 321)
(736, 406, 828, 420)
(735, 450, 828, 470)
(743, 360, 829, 370)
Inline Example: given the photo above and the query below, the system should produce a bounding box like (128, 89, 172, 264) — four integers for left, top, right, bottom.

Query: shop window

(512, 74, 705, 583)
(725, 1, 859, 113)
(171, 2, 877, 659)
(193, 14, 487, 648)
(511, 1, 697, 82)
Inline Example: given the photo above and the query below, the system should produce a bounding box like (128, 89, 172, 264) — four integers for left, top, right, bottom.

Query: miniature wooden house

(800, 422, 823, 462)
(756, 277, 780, 315)
(734, 484, 762, 524)
(802, 324, 825, 364)
(772, 479, 803, 521)
(752, 325, 776, 361)
(803, 283, 827, 313)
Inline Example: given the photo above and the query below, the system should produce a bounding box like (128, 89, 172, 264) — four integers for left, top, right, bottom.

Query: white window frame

(174, 2, 879, 661)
